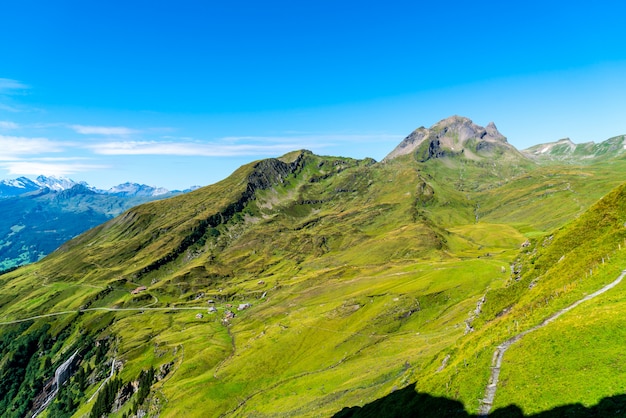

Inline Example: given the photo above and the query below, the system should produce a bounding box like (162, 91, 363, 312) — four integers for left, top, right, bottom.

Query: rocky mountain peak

(430, 116, 507, 144)
(384, 116, 515, 162)
(486, 121, 505, 140)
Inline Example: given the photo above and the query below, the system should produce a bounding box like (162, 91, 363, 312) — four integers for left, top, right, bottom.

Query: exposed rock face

(246, 151, 306, 192)
(385, 126, 429, 161)
(384, 116, 521, 162)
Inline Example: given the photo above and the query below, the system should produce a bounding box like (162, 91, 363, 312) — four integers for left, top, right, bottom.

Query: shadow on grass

(332, 385, 626, 417)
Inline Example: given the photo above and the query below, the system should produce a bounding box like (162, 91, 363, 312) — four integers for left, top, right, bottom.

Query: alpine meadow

(3, 116, 626, 417)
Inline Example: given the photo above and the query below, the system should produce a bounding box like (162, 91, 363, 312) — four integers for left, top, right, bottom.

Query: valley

(1, 116, 626, 417)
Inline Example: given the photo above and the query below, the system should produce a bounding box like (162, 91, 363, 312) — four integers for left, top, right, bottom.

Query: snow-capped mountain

(0, 176, 180, 198)
(106, 182, 170, 197)
(0, 177, 42, 197)
(0, 176, 191, 271)
(0, 175, 88, 197)
(34, 175, 88, 192)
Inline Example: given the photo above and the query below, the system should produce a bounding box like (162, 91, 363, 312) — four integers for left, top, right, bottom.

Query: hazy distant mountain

(0, 177, 190, 270)
(0, 175, 91, 198)
(0, 175, 187, 199)
(106, 182, 170, 197)
(0, 175, 89, 197)
(35, 175, 88, 191)
(0, 177, 42, 197)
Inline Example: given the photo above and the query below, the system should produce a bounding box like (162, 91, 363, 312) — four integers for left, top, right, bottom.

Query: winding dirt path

(478, 269, 626, 416)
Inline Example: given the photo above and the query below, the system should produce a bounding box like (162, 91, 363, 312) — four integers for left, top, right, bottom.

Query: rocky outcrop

(246, 151, 306, 192)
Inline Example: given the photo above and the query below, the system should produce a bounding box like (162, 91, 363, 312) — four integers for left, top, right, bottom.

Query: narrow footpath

(478, 269, 626, 416)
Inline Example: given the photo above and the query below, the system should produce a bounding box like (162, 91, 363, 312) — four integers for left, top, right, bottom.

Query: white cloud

(89, 140, 307, 157)
(0, 121, 19, 130)
(0, 78, 29, 93)
(0, 135, 65, 159)
(0, 161, 107, 176)
(221, 133, 401, 144)
(87, 134, 401, 157)
(71, 125, 138, 135)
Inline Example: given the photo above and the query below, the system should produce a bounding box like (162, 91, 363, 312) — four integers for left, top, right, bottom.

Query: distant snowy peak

(106, 182, 170, 197)
(0, 177, 41, 197)
(1, 176, 39, 189)
(0, 175, 180, 198)
(0, 176, 89, 198)
(34, 175, 87, 192)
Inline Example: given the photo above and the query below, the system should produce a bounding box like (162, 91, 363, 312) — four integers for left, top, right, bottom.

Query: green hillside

(403, 179, 626, 415)
(523, 135, 626, 163)
(1, 117, 626, 417)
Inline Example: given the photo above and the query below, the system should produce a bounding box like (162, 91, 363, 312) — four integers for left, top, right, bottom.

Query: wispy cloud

(0, 121, 19, 130)
(220, 133, 401, 145)
(0, 78, 29, 93)
(0, 161, 108, 176)
(87, 133, 401, 157)
(88, 140, 308, 157)
(0, 135, 65, 159)
(71, 125, 139, 135)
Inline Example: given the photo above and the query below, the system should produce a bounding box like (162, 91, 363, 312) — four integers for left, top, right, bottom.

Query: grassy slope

(477, 157, 626, 234)
(0, 151, 625, 417)
(490, 181, 626, 413)
(413, 180, 626, 415)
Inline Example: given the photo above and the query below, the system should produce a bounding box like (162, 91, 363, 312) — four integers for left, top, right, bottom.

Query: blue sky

(2, 0, 626, 189)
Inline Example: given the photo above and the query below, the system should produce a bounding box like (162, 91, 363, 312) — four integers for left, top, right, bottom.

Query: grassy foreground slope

(1, 120, 626, 416)
(407, 181, 626, 416)
(489, 181, 626, 414)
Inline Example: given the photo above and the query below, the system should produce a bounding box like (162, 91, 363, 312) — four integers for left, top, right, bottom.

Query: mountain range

(0, 175, 189, 198)
(0, 178, 196, 271)
(1, 115, 626, 417)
